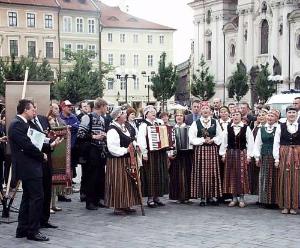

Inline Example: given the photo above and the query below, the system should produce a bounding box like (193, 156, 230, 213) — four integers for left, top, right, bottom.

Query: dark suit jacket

(185, 113, 199, 126)
(8, 116, 44, 181)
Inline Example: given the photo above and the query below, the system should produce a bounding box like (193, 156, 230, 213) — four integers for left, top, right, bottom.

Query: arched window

(296, 34, 300, 50)
(261, 20, 269, 54)
(295, 76, 300, 90)
(230, 44, 235, 57)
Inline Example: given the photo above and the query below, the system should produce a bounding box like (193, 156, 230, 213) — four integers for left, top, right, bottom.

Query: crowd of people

(2, 96, 300, 242)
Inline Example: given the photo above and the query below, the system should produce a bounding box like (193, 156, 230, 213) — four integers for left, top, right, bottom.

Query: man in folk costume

(137, 105, 169, 207)
(169, 109, 193, 204)
(219, 110, 254, 208)
(254, 110, 279, 208)
(105, 107, 140, 215)
(273, 105, 300, 215)
(189, 101, 223, 206)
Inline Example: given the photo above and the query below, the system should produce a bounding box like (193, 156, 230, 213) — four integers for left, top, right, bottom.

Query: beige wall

(0, 3, 59, 66)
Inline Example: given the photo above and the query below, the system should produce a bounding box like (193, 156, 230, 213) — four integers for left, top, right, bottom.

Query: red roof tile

(0, 0, 58, 7)
(57, 0, 98, 12)
(96, 1, 175, 31)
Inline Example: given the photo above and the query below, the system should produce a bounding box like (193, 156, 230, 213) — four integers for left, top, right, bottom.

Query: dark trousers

(80, 162, 87, 196)
(41, 164, 52, 225)
(0, 160, 3, 191)
(16, 177, 44, 236)
(71, 147, 78, 178)
(86, 146, 106, 205)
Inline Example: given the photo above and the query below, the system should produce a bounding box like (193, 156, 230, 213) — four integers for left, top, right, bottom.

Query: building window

(108, 33, 112, 42)
(133, 34, 138, 43)
(88, 19, 95, 34)
(134, 77, 139, 90)
(207, 41, 211, 60)
(77, 44, 84, 53)
(120, 78, 126, 90)
(8, 12, 17, 27)
(230, 44, 235, 57)
(120, 34, 125, 43)
(108, 54, 113, 65)
(148, 55, 153, 67)
(9, 40, 18, 56)
(297, 34, 300, 50)
(45, 14, 53, 29)
(120, 54, 126, 66)
(46, 42, 53, 58)
(261, 20, 269, 54)
(148, 35, 152, 44)
(133, 54, 139, 67)
(159, 35, 164, 44)
(76, 17, 83, 33)
(27, 13, 35, 27)
(295, 76, 300, 90)
(107, 78, 114, 90)
(88, 44, 96, 59)
(28, 41, 36, 57)
(63, 16, 72, 32)
(64, 43, 72, 59)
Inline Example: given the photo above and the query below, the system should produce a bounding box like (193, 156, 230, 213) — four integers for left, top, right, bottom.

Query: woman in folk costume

(126, 107, 138, 138)
(249, 109, 268, 195)
(273, 105, 300, 215)
(169, 109, 192, 204)
(137, 105, 169, 207)
(218, 106, 231, 132)
(189, 101, 223, 206)
(219, 110, 254, 208)
(254, 110, 280, 208)
(105, 107, 140, 215)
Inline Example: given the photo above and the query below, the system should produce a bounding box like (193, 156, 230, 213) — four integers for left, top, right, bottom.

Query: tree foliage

(54, 50, 111, 103)
(255, 63, 275, 103)
(0, 56, 54, 96)
(191, 55, 215, 100)
(150, 52, 178, 111)
(227, 60, 249, 102)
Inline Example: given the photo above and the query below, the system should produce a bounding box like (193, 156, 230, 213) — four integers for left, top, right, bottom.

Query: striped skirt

(140, 150, 169, 197)
(105, 157, 139, 209)
(259, 154, 278, 205)
(277, 145, 300, 209)
(169, 150, 192, 201)
(223, 149, 250, 195)
(191, 145, 222, 199)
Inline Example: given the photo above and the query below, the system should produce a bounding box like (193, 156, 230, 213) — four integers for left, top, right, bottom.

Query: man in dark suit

(185, 99, 200, 126)
(8, 99, 49, 242)
(29, 105, 60, 229)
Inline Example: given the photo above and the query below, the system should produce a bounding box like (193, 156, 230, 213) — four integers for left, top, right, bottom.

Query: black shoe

(199, 201, 206, 207)
(80, 194, 87, 202)
(41, 222, 58, 229)
(97, 202, 108, 208)
(86, 203, 98, 210)
(16, 232, 27, 238)
(27, 232, 49, 242)
(57, 195, 72, 202)
(153, 200, 165, 206)
(147, 201, 157, 208)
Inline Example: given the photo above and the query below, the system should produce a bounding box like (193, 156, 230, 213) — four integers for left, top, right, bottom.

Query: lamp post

(116, 72, 136, 104)
(141, 71, 155, 105)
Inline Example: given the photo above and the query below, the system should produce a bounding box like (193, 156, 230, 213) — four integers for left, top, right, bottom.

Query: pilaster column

(237, 10, 245, 62)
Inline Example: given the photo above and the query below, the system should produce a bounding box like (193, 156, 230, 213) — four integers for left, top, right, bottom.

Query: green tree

(227, 60, 249, 102)
(191, 55, 215, 100)
(55, 50, 110, 103)
(151, 52, 178, 111)
(255, 63, 275, 103)
(0, 56, 54, 96)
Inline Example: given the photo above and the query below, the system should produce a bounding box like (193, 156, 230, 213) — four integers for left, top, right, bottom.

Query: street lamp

(116, 72, 136, 104)
(141, 71, 155, 105)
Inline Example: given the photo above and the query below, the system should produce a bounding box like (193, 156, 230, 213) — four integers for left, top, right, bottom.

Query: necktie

(34, 118, 42, 132)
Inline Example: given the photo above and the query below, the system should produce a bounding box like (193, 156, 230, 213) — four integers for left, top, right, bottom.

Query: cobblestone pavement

(1, 191, 300, 248)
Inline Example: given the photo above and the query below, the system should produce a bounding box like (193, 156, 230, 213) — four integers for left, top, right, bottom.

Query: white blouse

(188, 117, 223, 146)
(107, 121, 130, 157)
(273, 121, 298, 162)
(137, 118, 155, 157)
(253, 123, 278, 160)
(219, 121, 254, 159)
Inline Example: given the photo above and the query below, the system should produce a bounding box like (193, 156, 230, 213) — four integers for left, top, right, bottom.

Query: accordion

(174, 127, 190, 151)
(147, 125, 174, 151)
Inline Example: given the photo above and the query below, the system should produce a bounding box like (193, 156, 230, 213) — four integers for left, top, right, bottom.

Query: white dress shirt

(107, 121, 130, 157)
(219, 121, 254, 159)
(273, 121, 299, 162)
(253, 123, 278, 160)
(189, 116, 223, 146)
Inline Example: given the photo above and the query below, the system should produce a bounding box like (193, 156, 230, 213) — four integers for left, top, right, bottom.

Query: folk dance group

(105, 100, 300, 216)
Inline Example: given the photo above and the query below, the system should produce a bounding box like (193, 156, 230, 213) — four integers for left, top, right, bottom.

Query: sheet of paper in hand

(27, 128, 46, 151)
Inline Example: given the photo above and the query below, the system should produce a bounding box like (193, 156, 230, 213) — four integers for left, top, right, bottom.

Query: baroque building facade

(189, 0, 300, 103)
